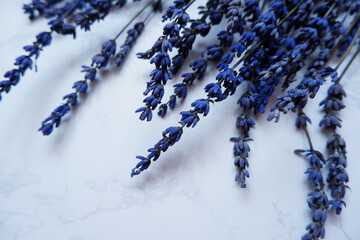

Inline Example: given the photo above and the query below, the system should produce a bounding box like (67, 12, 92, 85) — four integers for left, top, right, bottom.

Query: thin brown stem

(338, 46, 360, 82)
(335, 25, 360, 70)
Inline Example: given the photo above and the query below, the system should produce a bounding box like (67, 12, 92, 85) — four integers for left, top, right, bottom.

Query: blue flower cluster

(131, 125, 183, 176)
(136, 0, 223, 121)
(231, 135, 252, 188)
(318, 68, 349, 215)
(23, 0, 66, 20)
(39, 20, 146, 135)
(3, 0, 360, 239)
(158, 0, 260, 117)
(326, 134, 348, 215)
(131, 1, 360, 238)
(1, 0, 127, 102)
(132, 98, 212, 176)
(294, 111, 330, 240)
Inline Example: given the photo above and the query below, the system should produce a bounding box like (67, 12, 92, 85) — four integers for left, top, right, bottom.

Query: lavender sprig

(135, 0, 195, 121)
(168, 0, 219, 75)
(268, 18, 360, 122)
(135, 0, 226, 121)
(131, 98, 213, 176)
(0, 0, 81, 101)
(318, 48, 359, 214)
(23, 0, 66, 20)
(231, 55, 262, 188)
(158, 0, 251, 117)
(0, 0, 127, 102)
(228, 1, 319, 186)
(132, 39, 262, 176)
(132, 0, 311, 177)
(39, 2, 154, 135)
(295, 111, 329, 240)
(230, 132, 253, 188)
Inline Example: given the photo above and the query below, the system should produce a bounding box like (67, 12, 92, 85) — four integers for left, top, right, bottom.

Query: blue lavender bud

(238, 93, 252, 110)
(329, 199, 345, 215)
(326, 134, 346, 153)
(270, 0, 288, 18)
(202, 45, 223, 61)
(91, 54, 109, 68)
(63, 93, 78, 106)
(244, 1, 260, 22)
(73, 81, 88, 94)
(61, 23, 76, 38)
(39, 103, 70, 135)
(216, 53, 233, 71)
(131, 156, 151, 177)
(231, 43, 246, 57)
(4, 70, 21, 86)
(305, 168, 323, 187)
(319, 114, 342, 129)
(38, 124, 54, 136)
(158, 104, 168, 117)
(173, 83, 188, 99)
(150, 52, 171, 69)
(217, 31, 234, 47)
(236, 114, 255, 133)
(190, 59, 207, 75)
(0, 81, 12, 94)
(136, 107, 153, 121)
(299, 147, 329, 239)
(306, 151, 326, 167)
(162, 126, 183, 144)
(191, 99, 211, 116)
(209, 10, 223, 25)
(23, 44, 41, 59)
(318, 66, 334, 78)
(308, 17, 329, 32)
(204, 83, 224, 100)
(23, 0, 64, 20)
(81, 65, 97, 81)
(226, 0, 244, 33)
(74, 7, 100, 31)
(295, 112, 312, 128)
(14, 56, 33, 74)
(191, 20, 211, 36)
(163, 23, 180, 37)
(101, 40, 117, 57)
(230, 136, 253, 188)
(36, 32, 52, 46)
(48, 18, 62, 32)
(180, 111, 199, 127)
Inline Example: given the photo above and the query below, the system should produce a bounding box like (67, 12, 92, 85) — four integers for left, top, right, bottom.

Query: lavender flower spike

(1, 0, 125, 102)
(39, 20, 147, 135)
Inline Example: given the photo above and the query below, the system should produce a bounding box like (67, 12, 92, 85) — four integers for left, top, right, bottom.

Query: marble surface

(0, 1, 359, 240)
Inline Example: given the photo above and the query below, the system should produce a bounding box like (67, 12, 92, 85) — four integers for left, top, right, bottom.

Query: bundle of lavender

(1, 0, 358, 239)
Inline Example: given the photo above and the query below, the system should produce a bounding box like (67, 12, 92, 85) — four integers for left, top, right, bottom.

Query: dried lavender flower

(39, 1, 154, 135)
(0, 0, 131, 102)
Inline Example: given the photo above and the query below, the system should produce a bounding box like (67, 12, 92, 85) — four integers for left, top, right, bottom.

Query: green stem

(324, 2, 335, 17)
(61, 0, 82, 20)
(114, 0, 154, 41)
(335, 25, 360, 70)
(329, 9, 360, 58)
(299, 114, 314, 151)
(184, 0, 196, 11)
(338, 46, 360, 82)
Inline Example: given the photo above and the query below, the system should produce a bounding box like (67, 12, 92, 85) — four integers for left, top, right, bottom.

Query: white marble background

(0, 1, 359, 239)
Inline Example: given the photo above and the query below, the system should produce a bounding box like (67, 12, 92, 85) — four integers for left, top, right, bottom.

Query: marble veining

(0, 1, 359, 240)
